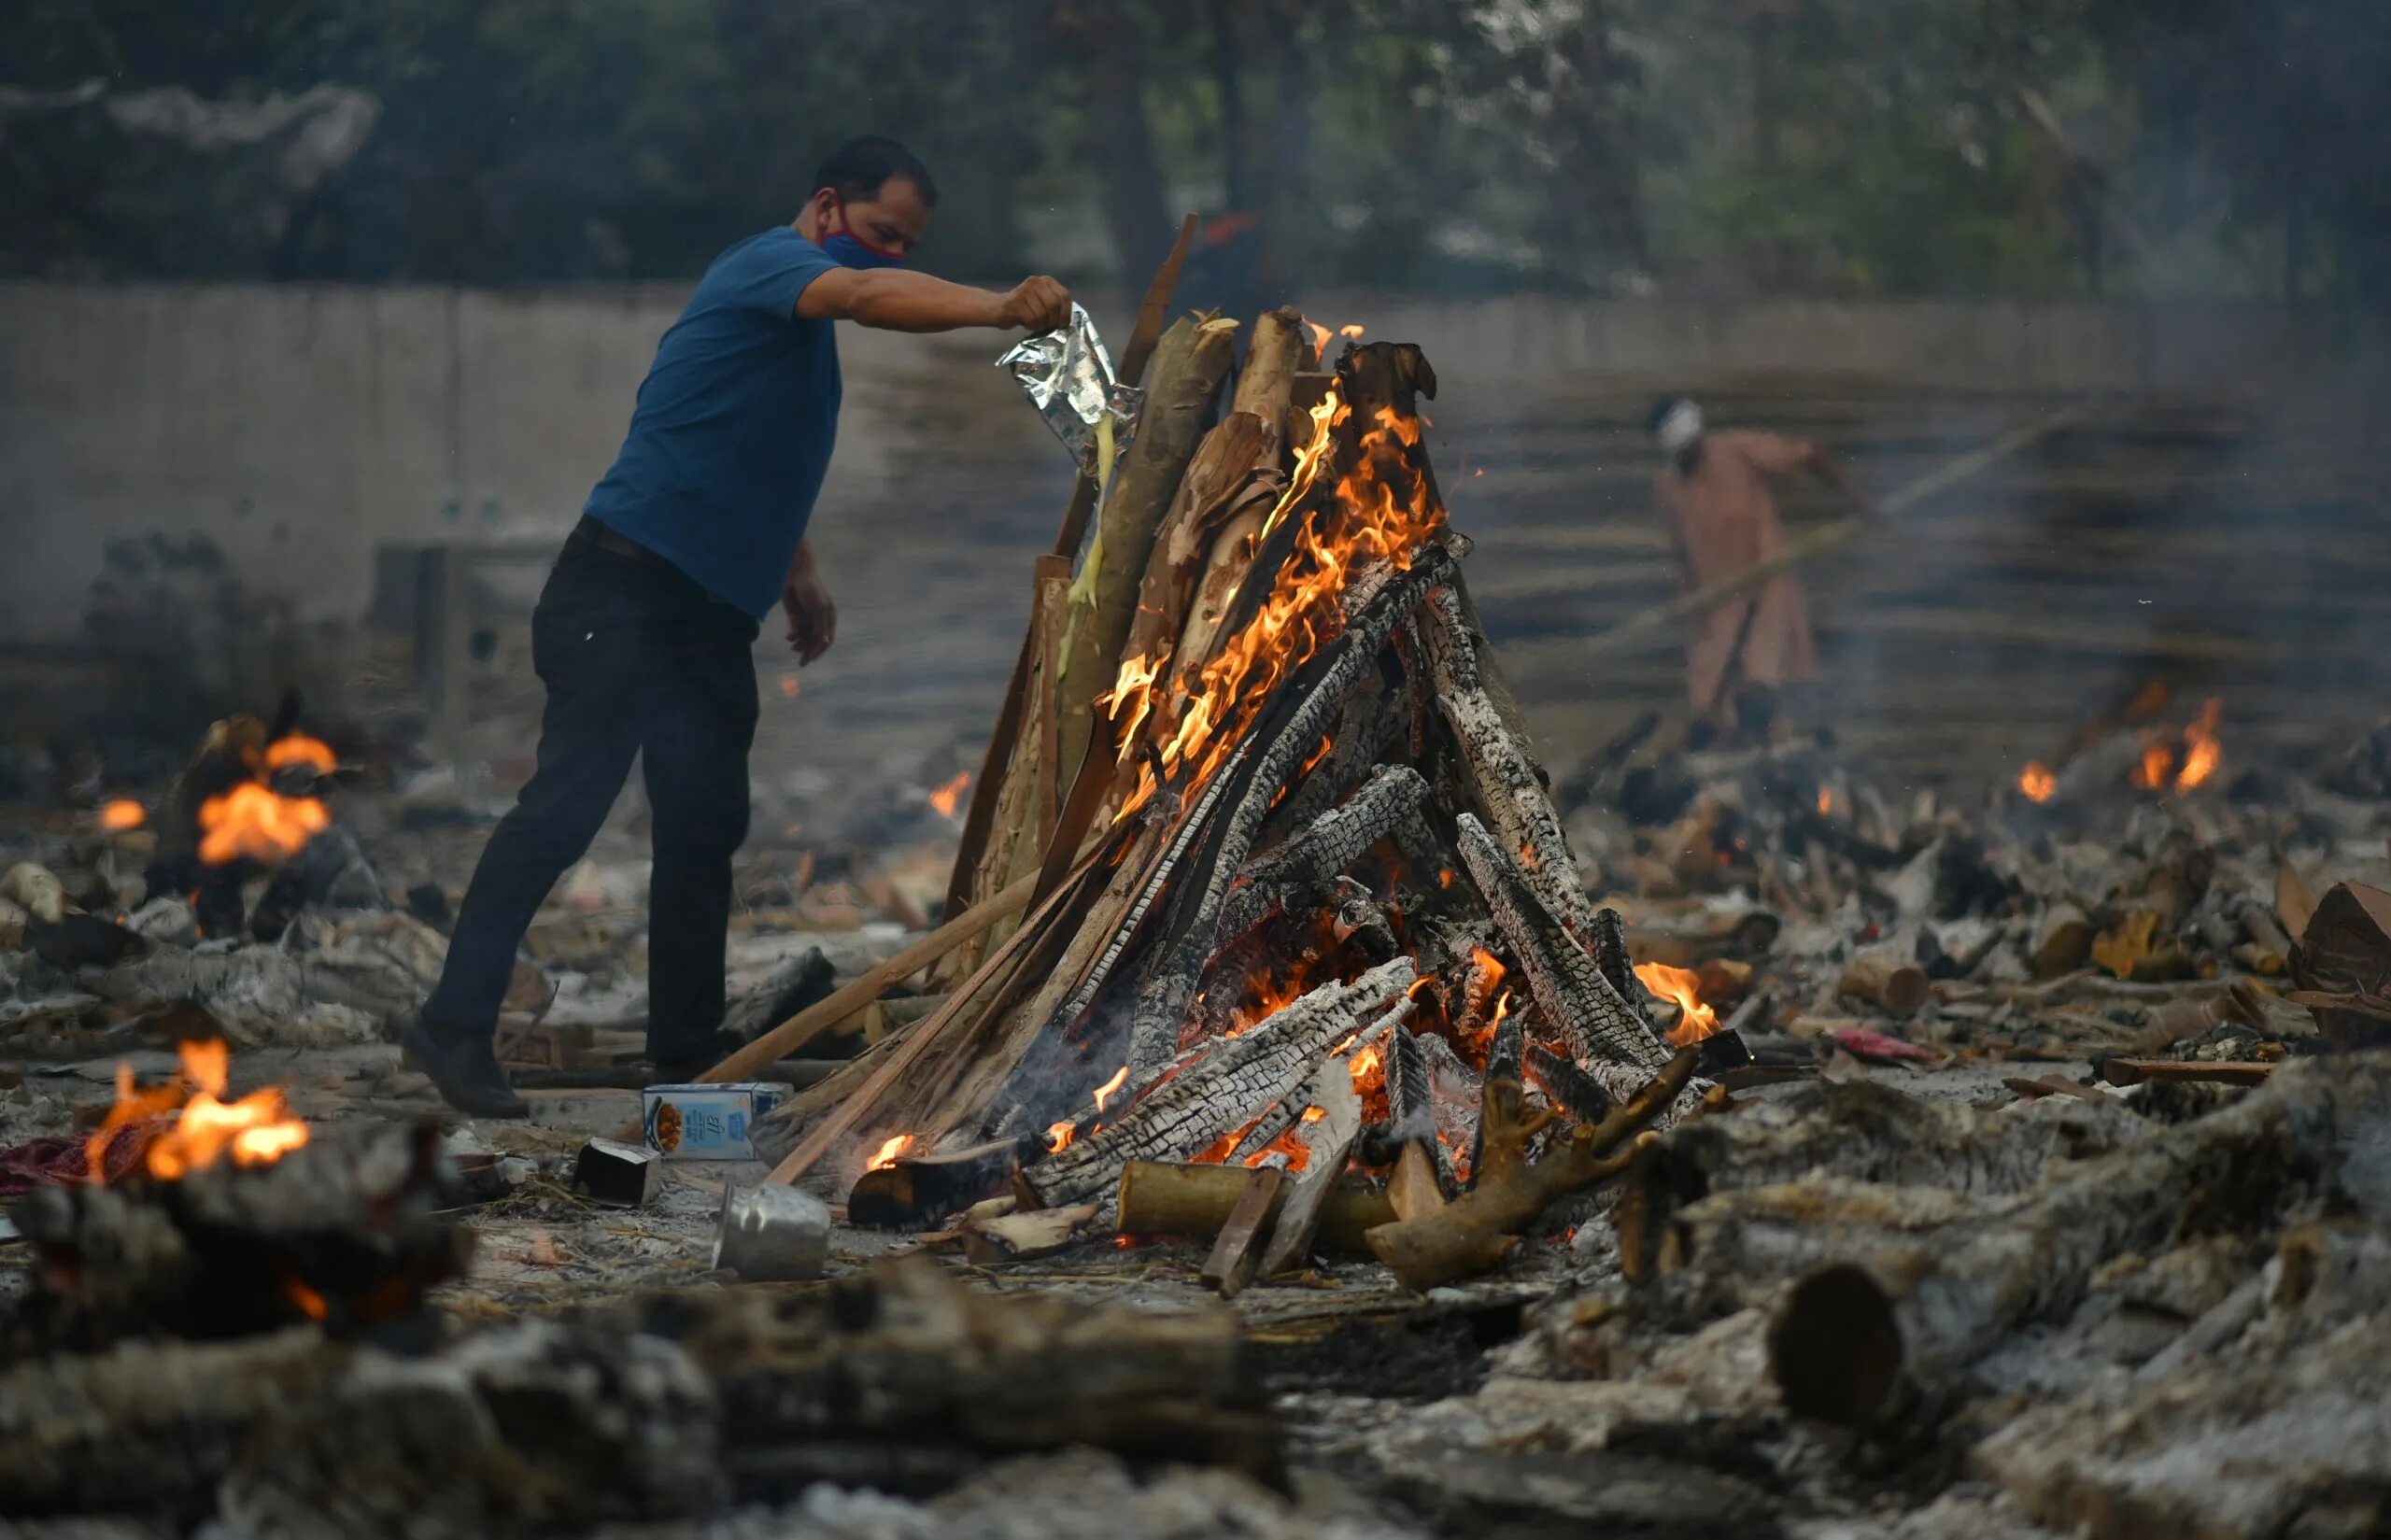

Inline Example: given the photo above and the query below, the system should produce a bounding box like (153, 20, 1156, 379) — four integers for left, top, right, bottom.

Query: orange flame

(86, 1038, 310, 1182)
(286, 1276, 330, 1321)
(2018, 762, 2058, 803)
(262, 732, 336, 776)
(1338, 323, 1365, 340)
(2175, 699, 2223, 790)
(1044, 1120, 1076, 1153)
(1634, 962, 1719, 1048)
(195, 730, 338, 866)
(198, 782, 330, 865)
(927, 771, 971, 817)
(1115, 383, 1444, 816)
(1816, 787, 1832, 816)
(100, 798, 147, 832)
(1307, 320, 1332, 356)
(1092, 1063, 1130, 1112)
(865, 1133, 913, 1171)
(2131, 739, 2175, 792)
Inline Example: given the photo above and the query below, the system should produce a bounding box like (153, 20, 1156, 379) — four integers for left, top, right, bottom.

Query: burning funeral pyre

(747, 321, 1713, 1289)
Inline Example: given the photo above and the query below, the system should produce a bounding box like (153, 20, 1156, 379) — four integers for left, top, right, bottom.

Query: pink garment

(1654, 431, 1818, 711)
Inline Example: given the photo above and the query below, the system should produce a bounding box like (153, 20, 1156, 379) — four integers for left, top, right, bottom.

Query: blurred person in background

(1649, 396, 1873, 730)
(405, 136, 1072, 1117)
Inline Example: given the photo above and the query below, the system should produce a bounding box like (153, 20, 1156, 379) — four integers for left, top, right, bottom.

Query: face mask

(821, 196, 906, 270)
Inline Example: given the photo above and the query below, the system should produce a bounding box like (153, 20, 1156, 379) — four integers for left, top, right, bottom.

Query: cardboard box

(642, 1081, 789, 1160)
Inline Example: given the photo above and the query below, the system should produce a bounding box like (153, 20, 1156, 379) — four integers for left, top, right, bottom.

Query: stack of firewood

(746, 260, 1703, 1289)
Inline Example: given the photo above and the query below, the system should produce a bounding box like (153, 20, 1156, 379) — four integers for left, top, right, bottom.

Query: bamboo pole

(1579, 402, 2095, 660)
(688, 872, 1040, 1087)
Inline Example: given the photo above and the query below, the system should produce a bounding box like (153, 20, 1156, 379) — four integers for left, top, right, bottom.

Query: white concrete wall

(0, 282, 2334, 643)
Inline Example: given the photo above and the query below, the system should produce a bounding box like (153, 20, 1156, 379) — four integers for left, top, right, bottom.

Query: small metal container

(713, 1182, 829, 1281)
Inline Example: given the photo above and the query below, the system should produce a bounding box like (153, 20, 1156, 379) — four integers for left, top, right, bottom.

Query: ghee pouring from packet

(997, 303, 1142, 468)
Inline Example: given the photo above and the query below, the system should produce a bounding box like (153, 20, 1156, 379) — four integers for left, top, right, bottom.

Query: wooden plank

(1197, 1167, 1285, 1298)
(697, 871, 1039, 1086)
(768, 843, 1113, 1185)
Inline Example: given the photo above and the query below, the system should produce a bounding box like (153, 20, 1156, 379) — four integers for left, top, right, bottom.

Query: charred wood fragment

(1367, 1046, 1702, 1292)
(1024, 957, 1416, 1211)
(1457, 813, 1670, 1074)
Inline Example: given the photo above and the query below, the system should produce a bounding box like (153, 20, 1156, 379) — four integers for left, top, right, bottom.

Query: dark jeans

(423, 530, 760, 1057)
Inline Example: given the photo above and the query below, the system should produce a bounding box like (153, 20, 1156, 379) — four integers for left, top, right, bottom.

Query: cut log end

(1769, 1263, 1905, 1424)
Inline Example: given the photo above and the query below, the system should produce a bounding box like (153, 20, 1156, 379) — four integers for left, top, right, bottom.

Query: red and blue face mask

(823, 197, 906, 270)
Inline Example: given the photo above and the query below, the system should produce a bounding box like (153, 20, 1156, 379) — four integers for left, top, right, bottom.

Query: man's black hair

(811, 135, 939, 208)
(1646, 395, 1691, 433)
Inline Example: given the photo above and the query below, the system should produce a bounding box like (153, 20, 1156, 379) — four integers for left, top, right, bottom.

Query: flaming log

(1055, 316, 1242, 780)
(1367, 1046, 1702, 1293)
(10, 1121, 470, 1346)
(1456, 814, 1670, 1073)
(1167, 308, 1316, 705)
(1122, 555, 1454, 1076)
(1022, 957, 1415, 1212)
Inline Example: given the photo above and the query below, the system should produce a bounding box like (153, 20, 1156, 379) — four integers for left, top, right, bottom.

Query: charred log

(1457, 813, 1669, 1074)
(1024, 957, 1415, 1211)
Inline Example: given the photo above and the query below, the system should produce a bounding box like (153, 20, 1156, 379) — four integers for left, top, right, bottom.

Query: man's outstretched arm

(797, 269, 1071, 333)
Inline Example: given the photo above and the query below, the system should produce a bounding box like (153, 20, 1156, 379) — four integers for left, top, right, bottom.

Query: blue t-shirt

(585, 228, 842, 619)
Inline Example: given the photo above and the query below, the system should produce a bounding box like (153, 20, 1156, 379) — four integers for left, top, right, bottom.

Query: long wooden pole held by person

(1581, 400, 2096, 661)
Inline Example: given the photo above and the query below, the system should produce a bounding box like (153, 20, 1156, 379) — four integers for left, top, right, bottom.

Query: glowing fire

(262, 733, 336, 776)
(199, 782, 330, 864)
(1111, 381, 1445, 818)
(927, 771, 971, 817)
(2130, 741, 2173, 792)
(1092, 1063, 1130, 1112)
(1308, 320, 1331, 355)
(2175, 698, 2223, 790)
(1338, 323, 1365, 340)
(865, 1133, 913, 1171)
(197, 730, 337, 865)
(1044, 1120, 1076, 1153)
(100, 798, 147, 831)
(1816, 787, 1832, 816)
(2018, 762, 2058, 803)
(1634, 962, 1719, 1048)
(2127, 699, 2225, 794)
(85, 1038, 309, 1182)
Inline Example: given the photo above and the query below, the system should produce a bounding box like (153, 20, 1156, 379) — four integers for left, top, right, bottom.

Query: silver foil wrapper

(997, 303, 1141, 465)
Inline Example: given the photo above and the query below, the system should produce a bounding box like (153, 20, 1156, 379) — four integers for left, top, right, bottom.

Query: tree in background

(3, 0, 2388, 302)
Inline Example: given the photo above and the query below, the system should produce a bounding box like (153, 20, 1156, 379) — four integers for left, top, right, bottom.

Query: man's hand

(997, 276, 1072, 332)
(783, 544, 836, 665)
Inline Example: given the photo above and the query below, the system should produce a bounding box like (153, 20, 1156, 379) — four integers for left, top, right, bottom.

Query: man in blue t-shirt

(406, 136, 1071, 1116)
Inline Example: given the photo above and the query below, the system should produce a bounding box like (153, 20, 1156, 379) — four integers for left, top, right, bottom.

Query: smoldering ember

(9, 28, 2391, 1538)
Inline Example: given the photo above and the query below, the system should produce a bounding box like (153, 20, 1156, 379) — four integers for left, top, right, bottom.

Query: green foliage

(3, 0, 2386, 299)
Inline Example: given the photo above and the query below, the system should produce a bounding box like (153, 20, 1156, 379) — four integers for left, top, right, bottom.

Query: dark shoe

(648, 1026, 747, 1085)
(401, 1016, 530, 1118)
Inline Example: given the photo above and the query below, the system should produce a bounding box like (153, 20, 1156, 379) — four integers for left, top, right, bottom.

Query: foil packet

(997, 303, 1141, 466)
